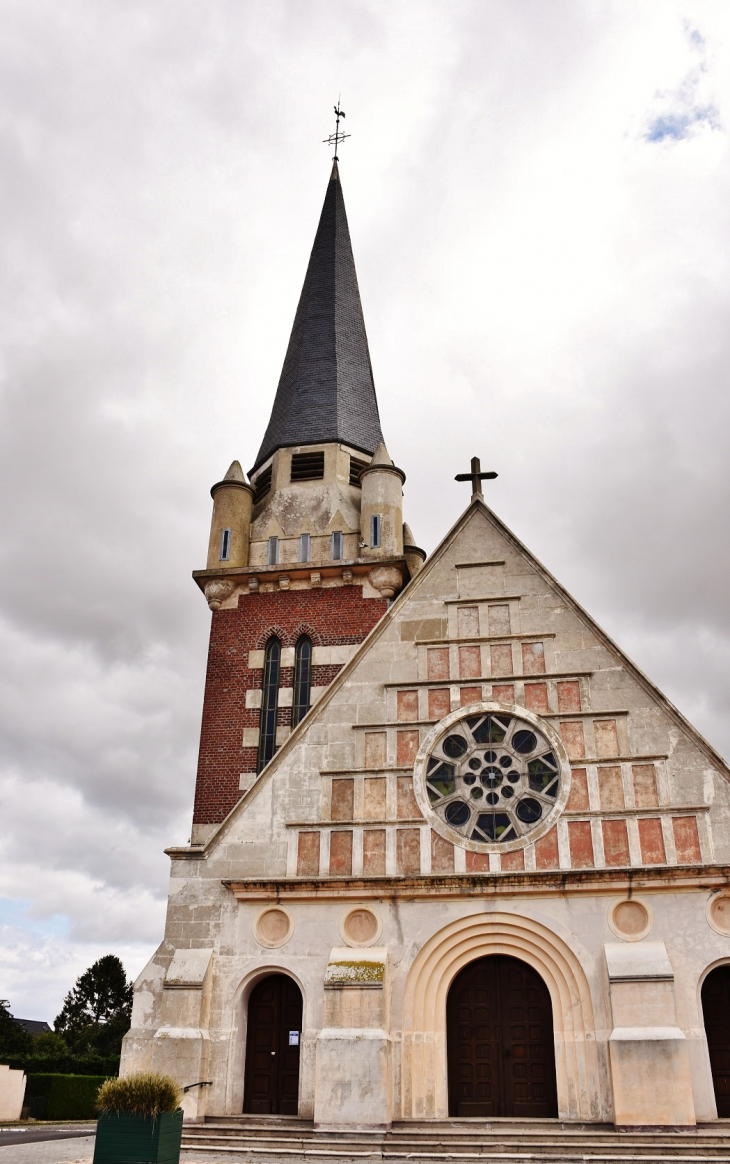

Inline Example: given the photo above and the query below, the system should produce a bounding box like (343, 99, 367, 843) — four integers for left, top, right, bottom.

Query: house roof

(13, 1018, 51, 1035)
(251, 162, 384, 474)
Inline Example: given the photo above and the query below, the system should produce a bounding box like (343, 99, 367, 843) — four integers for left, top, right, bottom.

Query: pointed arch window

(257, 637, 281, 772)
(292, 636, 313, 728)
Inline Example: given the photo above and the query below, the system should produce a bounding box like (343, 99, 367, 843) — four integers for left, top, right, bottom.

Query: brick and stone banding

(193, 586, 386, 824)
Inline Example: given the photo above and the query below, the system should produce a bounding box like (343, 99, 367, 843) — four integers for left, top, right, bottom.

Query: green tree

(54, 955, 133, 1057)
(0, 999, 33, 1057)
(32, 1030, 69, 1056)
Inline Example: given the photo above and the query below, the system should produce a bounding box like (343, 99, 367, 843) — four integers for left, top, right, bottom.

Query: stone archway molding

(401, 910, 601, 1121)
(224, 963, 311, 1118)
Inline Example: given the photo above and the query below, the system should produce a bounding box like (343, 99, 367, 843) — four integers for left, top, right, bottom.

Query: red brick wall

(193, 585, 387, 824)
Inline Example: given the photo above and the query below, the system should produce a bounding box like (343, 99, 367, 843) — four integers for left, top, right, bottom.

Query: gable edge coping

(179, 498, 730, 861)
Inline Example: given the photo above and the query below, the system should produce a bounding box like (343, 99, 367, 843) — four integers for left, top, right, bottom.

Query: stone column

(0, 1065, 26, 1120)
(314, 947, 391, 1130)
(150, 948, 215, 1123)
(605, 941, 695, 1127)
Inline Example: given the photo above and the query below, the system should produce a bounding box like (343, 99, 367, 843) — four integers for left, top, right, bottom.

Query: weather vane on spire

(323, 99, 350, 161)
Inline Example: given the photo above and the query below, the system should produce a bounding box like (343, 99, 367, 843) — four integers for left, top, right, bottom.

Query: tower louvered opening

(349, 456, 369, 486)
(253, 466, 273, 503)
(290, 451, 325, 482)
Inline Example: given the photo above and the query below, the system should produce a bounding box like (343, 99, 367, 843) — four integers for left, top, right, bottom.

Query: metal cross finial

(323, 100, 351, 161)
(455, 456, 498, 500)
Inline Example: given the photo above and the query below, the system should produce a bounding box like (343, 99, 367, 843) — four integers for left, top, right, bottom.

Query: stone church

(121, 160, 730, 1137)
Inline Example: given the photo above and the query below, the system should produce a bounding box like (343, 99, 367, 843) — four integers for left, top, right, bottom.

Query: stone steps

(181, 1118, 730, 1161)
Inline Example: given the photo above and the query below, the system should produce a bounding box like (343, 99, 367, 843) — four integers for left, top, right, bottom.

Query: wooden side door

(702, 965, 730, 1117)
(277, 975, 303, 1115)
(243, 974, 302, 1115)
(499, 955, 557, 1117)
(447, 955, 557, 1118)
(447, 956, 502, 1116)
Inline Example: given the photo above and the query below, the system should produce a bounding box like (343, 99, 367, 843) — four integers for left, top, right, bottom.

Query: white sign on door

(289, 1031, 300, 1046)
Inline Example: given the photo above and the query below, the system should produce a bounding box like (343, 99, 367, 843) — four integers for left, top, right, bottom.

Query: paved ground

(0, 1127, 364, 1163)
(0, 1139, 280, 1164)
(0, 1126, 94, 1148)
(0, 1135, 94, 1163)
(0, 1128, 283, 1164)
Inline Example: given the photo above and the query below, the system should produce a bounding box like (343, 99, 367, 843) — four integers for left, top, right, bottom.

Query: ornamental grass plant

(96, 1072, 182, 1117)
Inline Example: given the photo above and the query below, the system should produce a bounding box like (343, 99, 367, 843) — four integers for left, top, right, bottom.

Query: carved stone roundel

(255, 907, 293, 948)
(341, 907, 381, 947)
(707, 893, 730, 936)
(414, 703, 571, 852)
(609, 898, 652, 941)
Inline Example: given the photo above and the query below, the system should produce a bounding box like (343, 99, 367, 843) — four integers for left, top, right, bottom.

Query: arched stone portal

(701, 964, 730, 1117)
(447, 954, 558, 1117)
(243, 973, 303, 1115)
(401, 911, 602, 1121)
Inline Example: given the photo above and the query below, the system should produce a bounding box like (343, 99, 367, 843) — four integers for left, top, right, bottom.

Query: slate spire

(251, 162, 384, 473)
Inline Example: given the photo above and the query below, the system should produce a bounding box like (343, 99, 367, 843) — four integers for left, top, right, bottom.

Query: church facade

(121, 162, 730, 1131)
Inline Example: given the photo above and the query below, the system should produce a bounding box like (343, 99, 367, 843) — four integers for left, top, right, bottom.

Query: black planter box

(93, 1108, 183, 1163)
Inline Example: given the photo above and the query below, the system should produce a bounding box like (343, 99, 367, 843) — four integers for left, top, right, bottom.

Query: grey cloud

(1, 0, 729, 1017)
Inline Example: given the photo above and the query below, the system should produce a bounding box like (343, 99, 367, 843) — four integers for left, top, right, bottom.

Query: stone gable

(203, 499, 730, 878)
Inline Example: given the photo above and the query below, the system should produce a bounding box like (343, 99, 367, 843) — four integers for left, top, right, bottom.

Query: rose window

(422, 710, 562, 845)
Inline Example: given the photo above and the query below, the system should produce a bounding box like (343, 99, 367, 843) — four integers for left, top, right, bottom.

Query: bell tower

(191, 162, 425, 844)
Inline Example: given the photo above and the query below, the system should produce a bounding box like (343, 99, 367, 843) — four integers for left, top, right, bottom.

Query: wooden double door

(447, 954, 558, 1118)
(243, 974, 303, 1115)
(702, 965, 730, 1117)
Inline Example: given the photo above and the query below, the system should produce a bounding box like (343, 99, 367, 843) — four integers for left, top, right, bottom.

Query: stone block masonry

(193, 585, 387, 824)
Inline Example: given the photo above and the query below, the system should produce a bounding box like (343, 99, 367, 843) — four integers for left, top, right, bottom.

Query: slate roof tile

(251, 163, 384, 473)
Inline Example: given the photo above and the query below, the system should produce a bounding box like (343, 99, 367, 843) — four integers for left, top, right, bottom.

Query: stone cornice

(192, 555, 409, 595)
(222, 863, 730, 901)
(359, 462, 406, 485)
(210, 478, 254, 500)
(383, 671, 596, 687)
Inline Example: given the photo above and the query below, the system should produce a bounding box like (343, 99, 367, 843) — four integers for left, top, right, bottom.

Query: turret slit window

(370, 514, 382, 549)
(292, 636, 312, 727)
(331, 531, 344, 560)
(267, 536, 279, 566)
(257, 637, 281, 772)
(220, 528, 232, 561)
(298, 533, 311, 563)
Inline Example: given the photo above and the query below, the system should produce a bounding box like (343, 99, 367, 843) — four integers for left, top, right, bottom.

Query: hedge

(25, 1074, 109, 1120)
(3, 1054, 119, 1077)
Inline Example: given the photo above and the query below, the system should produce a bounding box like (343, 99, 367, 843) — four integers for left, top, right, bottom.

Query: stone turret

(360, 442, 405, 561)
(206, 460, 254, 571)
(403, 522, 426, 579)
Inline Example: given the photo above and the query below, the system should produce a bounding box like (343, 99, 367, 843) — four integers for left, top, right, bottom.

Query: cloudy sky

(1, 0, 729, 1021)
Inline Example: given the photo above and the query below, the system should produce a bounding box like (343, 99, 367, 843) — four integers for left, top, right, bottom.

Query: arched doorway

(243, 974, 303, 1115)
(446, 954, 558, 1118)
(702, 964, 730, 1117)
